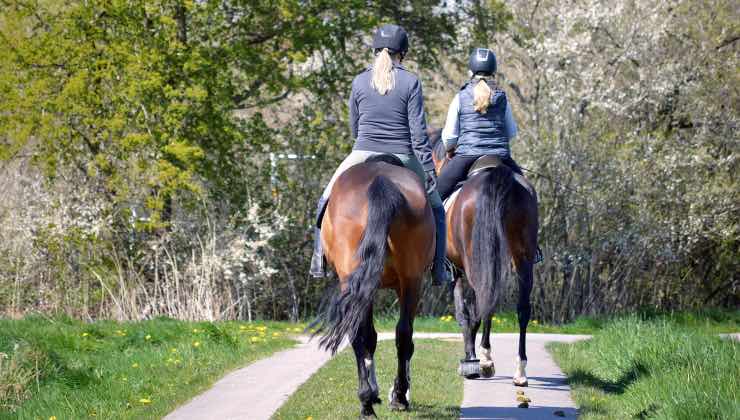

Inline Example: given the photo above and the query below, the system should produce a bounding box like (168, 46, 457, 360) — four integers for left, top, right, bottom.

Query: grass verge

(375, 308, 739, 335)
(549, 317, 739, 419)
(0, 316, 298, 419)
(274, 339, 463, 419)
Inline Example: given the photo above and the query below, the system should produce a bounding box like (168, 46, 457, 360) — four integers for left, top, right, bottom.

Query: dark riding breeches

(437, 155, 523, 201)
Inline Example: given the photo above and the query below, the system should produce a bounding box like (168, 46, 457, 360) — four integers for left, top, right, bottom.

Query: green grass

(550, 317, 739, 419)
(274, 339, 463, 420)
(375, 308, 739, 335)
(0, 316, 298, 419)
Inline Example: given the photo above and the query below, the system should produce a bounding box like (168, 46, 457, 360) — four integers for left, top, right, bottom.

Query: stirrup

(535, 246, 544, 264)
(310, 254, 326, 278)
(431, 258, 452, 286)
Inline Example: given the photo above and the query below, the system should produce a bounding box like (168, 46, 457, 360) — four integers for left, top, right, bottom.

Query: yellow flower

(239, 325, 248, 330)
(81, 332, 89, 337)
(49, 417, 57, 420)
(532, 320, 539, 325)
(272, 332, 281, 337)
(132, 363, 139, 368)
(306, 417, 313, 420)
(145, 335, 151, 340)
(193, 341, 201, 347)
(192, 328, 200, 333)
(171, 348, 178, 353)
(250, 337, 262, 343)
(139, 398, 152, 404)
(122, 376, 128, 382)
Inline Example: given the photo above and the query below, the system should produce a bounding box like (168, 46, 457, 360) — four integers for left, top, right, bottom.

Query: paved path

(459, 334, 590, 420)
(166, 332, 589, 420)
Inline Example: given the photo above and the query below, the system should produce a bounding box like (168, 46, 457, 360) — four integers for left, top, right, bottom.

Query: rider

(437, 47, 523, 202)
(438, 48, 542, 263)
(309, 24, 451, 286)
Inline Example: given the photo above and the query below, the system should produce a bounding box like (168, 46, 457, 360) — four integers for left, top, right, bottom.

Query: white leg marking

(479, 346, 494, 369)
(405, 362, 411, 403)
(364, 357, 379, 396)
(513, 355, 528, 385)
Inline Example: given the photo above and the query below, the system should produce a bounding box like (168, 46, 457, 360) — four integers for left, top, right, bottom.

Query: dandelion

(145, 335, 151, 340)
(306, 417, 313, 420)
(139, 398, 152, 404)
(193, 341, 201, 348)
(532, 320, 539, 325)
(272, 332, 281, 337)
(49, 417, 57, 420)
(239, 325, 248, 330)
(132, 363, 139, 368)
(250, 337, 262, 343)
(81, 332, 90, 337)
(192, 328, 200, 333)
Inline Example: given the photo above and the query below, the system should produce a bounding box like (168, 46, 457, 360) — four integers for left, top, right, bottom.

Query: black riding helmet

(372, 24, 409, 57)
(469, 48, 497, 75)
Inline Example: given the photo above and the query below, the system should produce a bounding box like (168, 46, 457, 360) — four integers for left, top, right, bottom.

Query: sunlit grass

(550, 317, 740, 419)
(0, 316, 298, 419)
(274, 339, 463, 420)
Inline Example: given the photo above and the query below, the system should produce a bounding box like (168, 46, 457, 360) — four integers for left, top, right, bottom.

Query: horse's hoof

(459, 359, 481, 378)
(389, 399, 409, 411)
(513, 379, 529, 387)
(360, 406, 377, 419)
(480, 364, 494, 378)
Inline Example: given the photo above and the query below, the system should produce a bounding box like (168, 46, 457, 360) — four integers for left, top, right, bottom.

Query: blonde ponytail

(371, 48, 395, 95)
(473, 78, 493, 113)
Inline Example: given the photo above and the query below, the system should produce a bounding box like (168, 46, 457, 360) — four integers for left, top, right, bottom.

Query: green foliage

(550, 317, 740, 419)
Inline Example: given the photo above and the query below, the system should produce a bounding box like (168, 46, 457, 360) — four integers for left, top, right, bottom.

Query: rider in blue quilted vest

(437, 48, 523, 201)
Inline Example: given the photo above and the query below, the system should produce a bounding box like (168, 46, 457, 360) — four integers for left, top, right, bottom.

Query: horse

(428, 128, 539, 386)
(312, 154, 435, 418)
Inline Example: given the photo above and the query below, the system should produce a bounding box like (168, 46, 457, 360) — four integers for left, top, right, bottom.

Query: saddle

(443, 155, 508, 212)
(467, 155, 505, 178)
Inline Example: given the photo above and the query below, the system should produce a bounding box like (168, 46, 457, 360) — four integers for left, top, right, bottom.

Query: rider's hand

(424, 169, 438, 195)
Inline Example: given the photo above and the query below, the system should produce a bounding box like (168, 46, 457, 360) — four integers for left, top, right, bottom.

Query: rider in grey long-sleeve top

(309, 24, 450, 287)
(349, 65, 435, 171)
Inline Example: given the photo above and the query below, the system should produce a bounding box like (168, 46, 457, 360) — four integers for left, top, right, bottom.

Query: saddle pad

(444, 188, 461, 212)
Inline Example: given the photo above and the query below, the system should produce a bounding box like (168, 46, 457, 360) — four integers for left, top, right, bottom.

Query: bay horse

(429, 129, 538, 386)
(312, 155, 435, 418)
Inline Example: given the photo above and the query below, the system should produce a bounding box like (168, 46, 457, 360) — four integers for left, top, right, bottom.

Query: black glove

(424, 169, 438, 195)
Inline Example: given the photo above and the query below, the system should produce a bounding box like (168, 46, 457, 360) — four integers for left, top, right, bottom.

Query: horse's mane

(427, 127, 445, 164)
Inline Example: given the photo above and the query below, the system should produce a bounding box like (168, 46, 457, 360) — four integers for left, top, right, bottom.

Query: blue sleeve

(349, 80, 359, 139)
(441, 93, 461, 150)
(504, 101, 518, 140)
(407, 78, 434, 171)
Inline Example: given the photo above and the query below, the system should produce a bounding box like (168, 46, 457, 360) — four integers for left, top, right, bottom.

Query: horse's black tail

(471, 167, 514, 322)
(316, 175, 406, 354)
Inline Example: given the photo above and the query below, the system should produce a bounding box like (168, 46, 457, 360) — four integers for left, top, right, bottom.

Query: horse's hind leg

(514, 261, 534, 387)
(352, 305, 378, 418)
(479, 317, 495, 378)
(453, 278, 479, 361)
(364, 306, 380, 404)
(389, 288, 417, 411)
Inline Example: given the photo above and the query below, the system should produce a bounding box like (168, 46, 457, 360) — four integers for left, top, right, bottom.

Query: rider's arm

(349, 80, 360, 139)
(407, 78, 435, 172)
(504, 101, 518, 140)
(441, 93, 461, 151)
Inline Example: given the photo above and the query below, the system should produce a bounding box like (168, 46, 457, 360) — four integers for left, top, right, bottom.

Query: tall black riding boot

(309, 197, 329, 278)
(431, 205, 451, 286)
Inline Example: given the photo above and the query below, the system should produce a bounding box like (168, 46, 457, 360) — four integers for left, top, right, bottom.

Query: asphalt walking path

(165, 331, 592, 420)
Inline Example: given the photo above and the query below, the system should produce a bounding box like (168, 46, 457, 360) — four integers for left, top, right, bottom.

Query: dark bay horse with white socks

(429, 128, 538, 385)
(312, 155, 435, 418)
